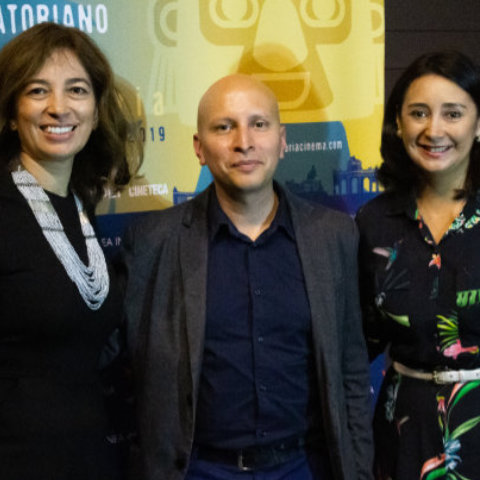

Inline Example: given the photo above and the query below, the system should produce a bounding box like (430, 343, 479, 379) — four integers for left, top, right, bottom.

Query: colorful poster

(1, 0, 385, 402)
(0, 0, 384, 242)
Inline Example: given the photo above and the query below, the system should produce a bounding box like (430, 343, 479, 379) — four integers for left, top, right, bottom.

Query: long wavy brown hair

(0, 22, 142, 208)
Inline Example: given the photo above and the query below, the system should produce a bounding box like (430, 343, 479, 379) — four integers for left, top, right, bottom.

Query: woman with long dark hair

(0, 22, 141, 479)
(357, 51, 480, 479)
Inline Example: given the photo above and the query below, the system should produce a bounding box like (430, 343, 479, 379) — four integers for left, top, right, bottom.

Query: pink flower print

(441, 339, 479, 360)
(437, 396, 446, 415)
(429, 253, 441, 269)
(421, 454, 446, 479)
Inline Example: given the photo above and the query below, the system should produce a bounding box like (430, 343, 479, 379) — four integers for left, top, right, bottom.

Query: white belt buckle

(434, 369, 469, 384)
(432, 370, 448, 384)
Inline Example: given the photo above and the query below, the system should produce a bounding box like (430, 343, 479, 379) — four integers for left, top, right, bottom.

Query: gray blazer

(123, 184, 374, 480)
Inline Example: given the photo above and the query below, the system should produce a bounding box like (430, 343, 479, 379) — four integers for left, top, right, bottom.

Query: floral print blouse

(356, 190, 480, 370)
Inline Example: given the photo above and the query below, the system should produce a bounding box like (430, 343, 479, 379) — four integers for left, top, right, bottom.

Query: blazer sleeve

(118, 216, 149, 361)
(340, 217, 375, 480)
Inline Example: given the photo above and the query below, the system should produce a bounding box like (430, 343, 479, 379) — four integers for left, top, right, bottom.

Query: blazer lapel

(286, 191, 337, 365)
(179, 190, 210, 394)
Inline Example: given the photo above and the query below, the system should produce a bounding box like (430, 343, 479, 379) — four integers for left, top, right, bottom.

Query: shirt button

(260, 384, 267, 392)
(254, 289, 262, 296)
(258, 336, 264, 343)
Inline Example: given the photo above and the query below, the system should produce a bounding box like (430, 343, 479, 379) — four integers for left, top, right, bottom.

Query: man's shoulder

(128, 189, 209, 235)
(284, 187, 354, 230)
(132, 202, 188, 230)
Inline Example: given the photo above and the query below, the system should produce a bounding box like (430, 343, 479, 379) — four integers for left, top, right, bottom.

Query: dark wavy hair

(0, 22, 142, 208)
(378, 50, 480, 197)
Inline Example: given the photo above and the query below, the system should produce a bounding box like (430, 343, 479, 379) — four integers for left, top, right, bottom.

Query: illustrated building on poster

(173, 122, 381, 215)
(173, 155, 379, 216)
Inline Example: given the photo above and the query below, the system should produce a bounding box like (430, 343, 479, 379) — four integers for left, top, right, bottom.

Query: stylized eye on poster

(0, 0, 384, 244)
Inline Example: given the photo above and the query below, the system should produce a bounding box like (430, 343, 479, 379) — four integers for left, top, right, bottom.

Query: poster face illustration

(0, 0, 384, 230)
(142, 0, 384, 211)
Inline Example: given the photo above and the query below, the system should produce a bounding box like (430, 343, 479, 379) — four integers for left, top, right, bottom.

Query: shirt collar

(207, 184, 295, 242)
(463, 190, 480, 218)
(384, 189, 480, 222)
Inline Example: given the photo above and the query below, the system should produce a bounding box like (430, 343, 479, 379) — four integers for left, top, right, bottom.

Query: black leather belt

(194, 436, 306, 471)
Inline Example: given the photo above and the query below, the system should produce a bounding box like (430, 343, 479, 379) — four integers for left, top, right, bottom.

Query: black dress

(0, 172, 124, 480)
(357, 191, 480, 480)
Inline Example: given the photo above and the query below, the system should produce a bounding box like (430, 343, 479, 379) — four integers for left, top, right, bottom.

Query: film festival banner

(0, 0, 385, 247)
(0, 0, 385, 399)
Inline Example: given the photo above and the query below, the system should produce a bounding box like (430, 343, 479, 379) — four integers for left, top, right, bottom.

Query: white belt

(393, 361, 480, 384)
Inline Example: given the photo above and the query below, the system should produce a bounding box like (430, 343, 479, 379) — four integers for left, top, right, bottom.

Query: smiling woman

(397, 74, 480, 195)
(0, 23, 142, 480)
(356, 51, 480, 480)
(0, 22, 142, 208)
(12, 49, 99, 195)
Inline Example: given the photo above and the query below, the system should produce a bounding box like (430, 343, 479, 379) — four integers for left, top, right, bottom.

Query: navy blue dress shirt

(194, 188, 321, 449)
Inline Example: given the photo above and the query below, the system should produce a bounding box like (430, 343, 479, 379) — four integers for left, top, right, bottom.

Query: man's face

(193, 76, 286, 199)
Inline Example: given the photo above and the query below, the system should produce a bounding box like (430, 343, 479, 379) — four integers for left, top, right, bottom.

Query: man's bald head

(193, 73, 286, 202)
(196, 74, 281, 133)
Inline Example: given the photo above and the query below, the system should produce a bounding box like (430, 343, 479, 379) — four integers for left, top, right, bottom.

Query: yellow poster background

(0, 0, 384, 216)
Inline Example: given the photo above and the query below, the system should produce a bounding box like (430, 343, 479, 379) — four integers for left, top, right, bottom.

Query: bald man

(123, 75, 373, 480)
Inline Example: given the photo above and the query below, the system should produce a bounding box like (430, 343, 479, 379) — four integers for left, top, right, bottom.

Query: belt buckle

(432, 370, 446, 384)
(237, 450, 253, 471)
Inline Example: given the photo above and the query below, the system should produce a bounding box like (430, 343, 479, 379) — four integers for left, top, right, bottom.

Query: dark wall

(385, 0, 480, 99)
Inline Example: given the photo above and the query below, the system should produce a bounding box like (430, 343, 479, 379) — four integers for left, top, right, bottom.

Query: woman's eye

(70, 86, 89, 95)
(409, 110, 427, 119)
(26, 87, 47, 96)
(445, 110, 462, 120)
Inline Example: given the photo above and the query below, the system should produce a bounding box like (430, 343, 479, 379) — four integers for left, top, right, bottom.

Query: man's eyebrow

(210, 117, 234, 124)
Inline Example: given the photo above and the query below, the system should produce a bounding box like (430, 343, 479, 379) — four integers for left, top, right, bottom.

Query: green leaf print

(437, 313, 460, 350)
(425, 467, 447, 480)
(385, 311, 410, 327)
(451, 416, 480, 440)
(449, 381, 480, 413)
(436, 313, 479, 359)
(421, 382, 480, 479)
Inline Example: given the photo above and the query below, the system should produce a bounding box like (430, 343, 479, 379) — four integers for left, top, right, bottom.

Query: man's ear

(193, 133, 206, 166)
(10, 119, 17, 131)
(279, 125, 287, 159)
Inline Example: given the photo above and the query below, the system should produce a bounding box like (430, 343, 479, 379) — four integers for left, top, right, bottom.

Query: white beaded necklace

(12, 168, 109, 310)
